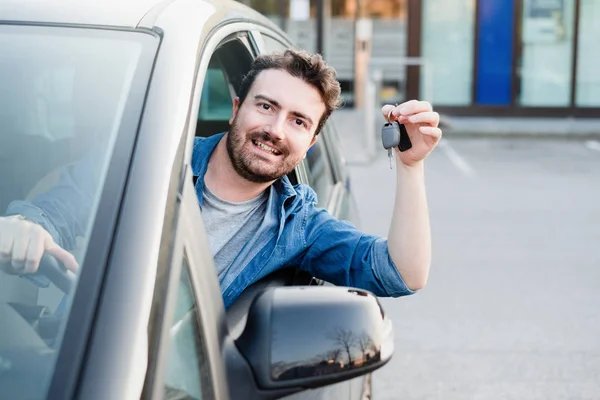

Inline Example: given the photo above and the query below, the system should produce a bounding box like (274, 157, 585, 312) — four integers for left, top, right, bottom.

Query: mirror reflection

(270, 289, 386, 381)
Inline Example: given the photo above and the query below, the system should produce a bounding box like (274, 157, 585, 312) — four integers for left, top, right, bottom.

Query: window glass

(575, 0, 600, 107)
(163, 257, 207, 400)
(0, 25, 154, 399)
(262, 34, 289, 53)
(198, 58, 233, 121)
(306, 138, 335, 207)
(421, 0, 475, 105)
(196, 40, 254, 138)
(518, 0, 576, 106)
(321, 123, 346, 182)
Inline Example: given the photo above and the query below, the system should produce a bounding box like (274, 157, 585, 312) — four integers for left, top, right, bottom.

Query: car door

(142, 154, 230, 400)
(316, 123, 362, 229)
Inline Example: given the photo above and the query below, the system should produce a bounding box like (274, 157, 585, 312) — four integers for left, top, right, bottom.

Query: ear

(229, 97, 240, 125)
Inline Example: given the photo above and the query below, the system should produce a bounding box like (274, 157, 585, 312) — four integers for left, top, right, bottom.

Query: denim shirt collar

(192, 132, 297, 209)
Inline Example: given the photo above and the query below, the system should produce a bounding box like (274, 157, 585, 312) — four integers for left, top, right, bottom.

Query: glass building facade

(420, 0, 600, 115)
(239, 0, 600, 116)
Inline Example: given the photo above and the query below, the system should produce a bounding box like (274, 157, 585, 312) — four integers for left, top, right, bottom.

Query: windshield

(0, 25, 156, 398)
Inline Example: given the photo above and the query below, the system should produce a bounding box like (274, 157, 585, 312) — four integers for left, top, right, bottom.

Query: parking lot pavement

(329, 108, 600, 165)
(343, 130, 600, 399)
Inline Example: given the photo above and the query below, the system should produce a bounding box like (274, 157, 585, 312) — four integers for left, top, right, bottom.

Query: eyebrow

(254, 94, 314, 127)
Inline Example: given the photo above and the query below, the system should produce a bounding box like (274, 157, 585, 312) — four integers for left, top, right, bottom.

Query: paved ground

(329, 109, 600, 163)
(330, 109, 600, 399)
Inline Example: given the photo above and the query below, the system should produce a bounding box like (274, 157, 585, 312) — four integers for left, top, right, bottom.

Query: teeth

(256, 141, 277, 154)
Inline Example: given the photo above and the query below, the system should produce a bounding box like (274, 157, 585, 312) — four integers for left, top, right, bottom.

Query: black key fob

(397, 122, 412, 152)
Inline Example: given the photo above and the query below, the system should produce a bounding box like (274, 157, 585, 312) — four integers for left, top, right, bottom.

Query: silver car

(0, 0, 393, 399)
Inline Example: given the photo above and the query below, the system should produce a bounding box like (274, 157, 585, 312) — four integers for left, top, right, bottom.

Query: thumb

(46, 242, 79, 273)
(381, 105, 395, 120)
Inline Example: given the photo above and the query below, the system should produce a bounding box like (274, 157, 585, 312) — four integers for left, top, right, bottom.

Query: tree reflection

(272, 327, 382, 381)
(358, 333, 377, 361)
(327, 327, 357, 365)
(326, 348, 343, 365)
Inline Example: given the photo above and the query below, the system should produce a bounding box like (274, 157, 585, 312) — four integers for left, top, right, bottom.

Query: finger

(381, 104, 396, 120)
(24, 228, 47, 274)
(0, 232, 14, 264)
(11, 234, 31, 273)
(381, 100, 418, 120)
(395, 114, 410, 123)
(395, 99, 419, 112)
(393, 100, 432, 118)
(46, 242, 79, 273)
(418, 126, 443, 139)
(408, 112, 440, 127)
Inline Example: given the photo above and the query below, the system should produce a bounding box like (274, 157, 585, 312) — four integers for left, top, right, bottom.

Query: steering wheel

(37, 253, 76, 294)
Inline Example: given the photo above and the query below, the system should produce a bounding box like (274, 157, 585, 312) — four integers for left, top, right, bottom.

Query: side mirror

(227, 286, 394, 400)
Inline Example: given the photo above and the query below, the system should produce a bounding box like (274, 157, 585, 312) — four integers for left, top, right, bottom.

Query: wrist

(7, 214, 39, 226)
(8, 214, 30, 221)
(395, 156, 424, 171)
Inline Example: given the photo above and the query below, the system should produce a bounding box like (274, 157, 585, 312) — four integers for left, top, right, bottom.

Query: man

(0, 50, 441, 307)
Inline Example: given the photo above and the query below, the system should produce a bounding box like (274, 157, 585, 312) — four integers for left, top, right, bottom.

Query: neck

(204, 134, 273, 202)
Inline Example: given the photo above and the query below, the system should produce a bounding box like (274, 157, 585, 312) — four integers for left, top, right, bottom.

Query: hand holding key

(381, 100, 442, 168)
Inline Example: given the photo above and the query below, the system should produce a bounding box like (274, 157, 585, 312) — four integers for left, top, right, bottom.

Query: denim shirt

(193, 134, 415, 308)
(7, 133, 415, 309)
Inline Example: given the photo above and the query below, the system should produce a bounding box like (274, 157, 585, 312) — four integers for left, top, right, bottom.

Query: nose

(265, 114, 286, 141)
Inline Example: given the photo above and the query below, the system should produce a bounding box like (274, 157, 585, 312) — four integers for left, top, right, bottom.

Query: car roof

(0, 0, 279, 30)
(0, 0, 166, 27)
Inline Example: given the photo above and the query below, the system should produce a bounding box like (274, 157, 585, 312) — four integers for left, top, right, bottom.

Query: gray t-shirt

(201, 187, 268, 278)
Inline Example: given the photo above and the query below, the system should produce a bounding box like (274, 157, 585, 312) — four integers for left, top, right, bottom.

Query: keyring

(387, 103, 399, 123)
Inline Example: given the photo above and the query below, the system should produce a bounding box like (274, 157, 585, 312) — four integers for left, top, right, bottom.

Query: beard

(226, 116, 303, 183)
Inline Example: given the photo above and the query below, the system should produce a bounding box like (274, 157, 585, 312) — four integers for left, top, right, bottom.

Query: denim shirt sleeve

(297, 202, 416, 298)
(4, 154, 99, 287)
(5, 156, 96, 250)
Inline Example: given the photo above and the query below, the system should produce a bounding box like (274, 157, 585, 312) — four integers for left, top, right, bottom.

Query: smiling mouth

(252, 139, 282, 156)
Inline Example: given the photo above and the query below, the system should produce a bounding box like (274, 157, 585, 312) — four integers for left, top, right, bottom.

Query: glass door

(518, 0, 576, 106)
(575, 0, 600, 107)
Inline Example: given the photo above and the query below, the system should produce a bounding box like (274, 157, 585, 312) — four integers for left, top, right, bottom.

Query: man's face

(226, 69, 326, 183)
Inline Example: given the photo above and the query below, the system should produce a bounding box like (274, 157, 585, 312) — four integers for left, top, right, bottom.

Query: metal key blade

(388, 149, 393, 169)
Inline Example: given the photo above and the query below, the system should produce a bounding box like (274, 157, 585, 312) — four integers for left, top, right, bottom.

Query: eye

(295, 119, 307, 128)
(260, 103, 271, 110)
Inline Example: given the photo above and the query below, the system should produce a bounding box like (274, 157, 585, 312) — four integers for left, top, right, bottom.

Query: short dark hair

(237, 49, 342, 135)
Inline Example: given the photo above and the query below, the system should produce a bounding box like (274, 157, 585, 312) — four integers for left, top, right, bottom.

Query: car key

(381, 121, 412, 169)
(382, 122, 400, 168)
